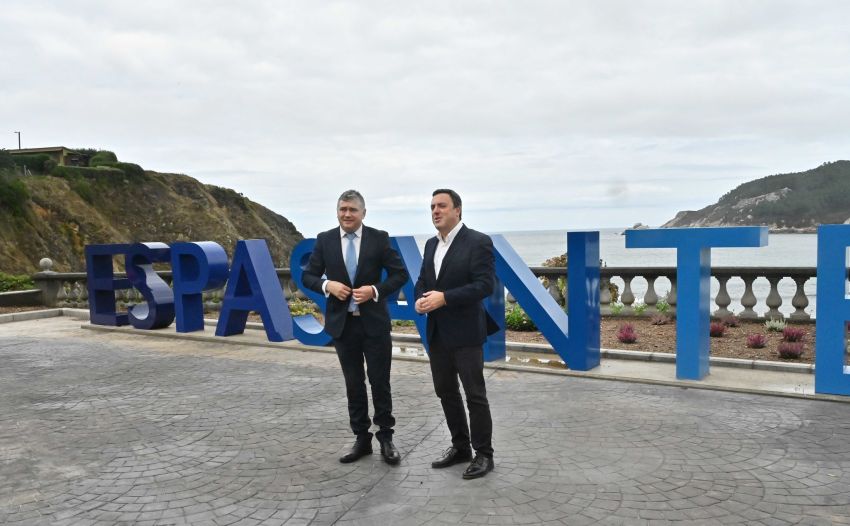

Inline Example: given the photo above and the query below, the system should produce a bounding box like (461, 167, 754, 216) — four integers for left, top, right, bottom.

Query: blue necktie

(345, 232, 358, 312)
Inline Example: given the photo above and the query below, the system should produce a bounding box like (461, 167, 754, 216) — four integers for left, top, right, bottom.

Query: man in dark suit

(414, 188, 496, 479)
(303, 190, 409, 464)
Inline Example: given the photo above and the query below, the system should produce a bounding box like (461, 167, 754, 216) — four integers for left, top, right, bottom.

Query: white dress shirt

(321, 225, 379, 300)
(434, 221, 464, 277)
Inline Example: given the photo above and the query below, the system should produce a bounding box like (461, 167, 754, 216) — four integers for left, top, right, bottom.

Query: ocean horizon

(410, 228, 818, 318)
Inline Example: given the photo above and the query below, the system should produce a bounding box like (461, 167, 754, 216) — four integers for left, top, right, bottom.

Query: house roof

(8, 146, 74, 155)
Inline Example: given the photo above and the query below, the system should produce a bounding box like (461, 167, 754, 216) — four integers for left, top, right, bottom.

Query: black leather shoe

(339, 437, 372, 463)
(462, 454, 494, 479)
(379, 440, 401, 465)
(431, 447, 473, 469)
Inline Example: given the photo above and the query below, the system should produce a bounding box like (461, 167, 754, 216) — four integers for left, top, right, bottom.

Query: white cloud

(1, 1, 848, 236)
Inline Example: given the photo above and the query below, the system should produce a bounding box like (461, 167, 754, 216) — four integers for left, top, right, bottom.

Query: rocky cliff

(662, 160, 850, 232)
(0, 158, 302, 273)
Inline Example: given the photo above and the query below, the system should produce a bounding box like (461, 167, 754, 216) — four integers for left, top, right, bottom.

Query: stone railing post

(739, 273, 758, 319)
(765, 276, 784, 320)
(620, 274, 635, 313)
(790, 274, 811, 321)
(31, 258, 62, 308)
(643, 274, 659, 311)
(713, 274, 732, 318)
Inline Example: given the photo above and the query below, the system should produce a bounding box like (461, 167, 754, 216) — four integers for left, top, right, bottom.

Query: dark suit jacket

(302, 225, 408, 339)
(414, 225, 496, 348)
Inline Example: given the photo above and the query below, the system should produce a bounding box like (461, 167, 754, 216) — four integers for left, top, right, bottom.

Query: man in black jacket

(414, 188, 496, 479)
(303, 190, 409, 464)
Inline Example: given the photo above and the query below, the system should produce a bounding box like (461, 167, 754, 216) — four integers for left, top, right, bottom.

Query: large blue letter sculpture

(492, 232, 600, 369)
(125, 242, 175, 330)
(85, 243, 132, 326)
(387, 237, 430, 350)
(626, 227, 768, 380)
(215, 239, 294, 342)
(171, 242, 230, 333)
(288, 239, 332, 346)
(815, 225, 850, 396)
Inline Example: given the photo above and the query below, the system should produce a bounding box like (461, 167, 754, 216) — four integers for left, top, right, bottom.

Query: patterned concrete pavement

(1, 317, 850, 525)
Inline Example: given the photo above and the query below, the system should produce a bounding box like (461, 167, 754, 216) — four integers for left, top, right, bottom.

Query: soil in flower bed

(242, 311, 817, 364)
(392, 317, 817, 364)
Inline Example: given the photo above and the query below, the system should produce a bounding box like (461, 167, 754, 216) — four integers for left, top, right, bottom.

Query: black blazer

(414, 225, 496, 348)
(302, 225, 408, 339)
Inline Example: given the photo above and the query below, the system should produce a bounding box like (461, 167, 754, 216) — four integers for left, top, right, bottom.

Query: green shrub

(764, 318, 786, 332)
(89, 150, 118, 167)
(632, 302, 647, 315)
(112, 161, 144, 178)
(11, 153, 52, 173)
(69, 178, 95, 203)
(656, 298, 670, 313)
(52, 165, 124, 180)
(0, 272, 35, 292)
(392, 319, 415, 327)
(0, 149, 14, 170)
(287, 298, 317, 316)
(505, 304, 537, 331)
(0, 174, 29, 216)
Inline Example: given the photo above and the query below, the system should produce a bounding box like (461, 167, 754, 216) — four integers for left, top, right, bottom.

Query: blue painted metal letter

(125, 242, 175, 330)
(289, 239, 332, 346)
(815, 225, 850, 395)
(386, 237, 430, 351)
(626, 227, 768, 380)
(85, 243, 132, 326)
(216, 239, 294, 342)
(171, 241, 229, 333)
(491, 232, 599, 369)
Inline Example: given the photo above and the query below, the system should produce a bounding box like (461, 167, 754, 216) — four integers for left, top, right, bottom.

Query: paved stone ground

(2, 318, 850, 525)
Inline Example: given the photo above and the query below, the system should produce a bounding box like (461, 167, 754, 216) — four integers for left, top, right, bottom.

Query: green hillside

(0, 149, 302, 273)
(663, 160, 850, 230)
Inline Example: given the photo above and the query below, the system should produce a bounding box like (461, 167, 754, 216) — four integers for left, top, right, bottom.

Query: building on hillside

(9, 147, 90, 167)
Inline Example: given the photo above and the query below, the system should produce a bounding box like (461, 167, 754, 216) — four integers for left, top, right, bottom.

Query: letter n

(492, 232, 600, 370)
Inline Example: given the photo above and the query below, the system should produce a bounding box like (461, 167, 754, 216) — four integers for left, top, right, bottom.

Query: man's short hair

(338, 189, 365, 210)
(432, 188, 462, 208)
(432, 188, 462, 219)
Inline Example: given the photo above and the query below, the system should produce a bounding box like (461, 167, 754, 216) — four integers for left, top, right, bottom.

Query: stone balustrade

(31, 259, 818, 321)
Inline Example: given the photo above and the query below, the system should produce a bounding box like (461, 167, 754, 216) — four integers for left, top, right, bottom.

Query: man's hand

(326, 280, 352, 301)
(415, 290, 446, 313)
(352, 285, 376, 304)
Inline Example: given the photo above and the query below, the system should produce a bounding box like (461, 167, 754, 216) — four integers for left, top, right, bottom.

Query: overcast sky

(2, 1, 849, 236)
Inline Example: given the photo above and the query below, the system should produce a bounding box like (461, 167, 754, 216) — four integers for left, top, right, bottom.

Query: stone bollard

(32, 258, 62, 308)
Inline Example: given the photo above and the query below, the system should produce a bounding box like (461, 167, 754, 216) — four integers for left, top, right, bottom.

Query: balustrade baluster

(56, 281, 69, 307)
(739, 274, 758, 319)
(790, 275, 811, 321)
(667, 276, 677, 311)
(644, 275, 658, 311)
(620, 275, 635, 313)
(70, 281, 83, 308)
(281, 278, 292, 301)
(79, 281, 89, 308)
(546, 276, 564, 305)
(714, 275, 732, 318)
(765, 276, 783, 320)
(599, 277, 612, 314)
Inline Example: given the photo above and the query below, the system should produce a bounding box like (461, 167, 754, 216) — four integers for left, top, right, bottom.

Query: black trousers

(428, 336, 494, 457)
(333, 315, 394, 441)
